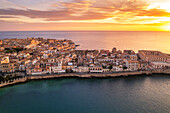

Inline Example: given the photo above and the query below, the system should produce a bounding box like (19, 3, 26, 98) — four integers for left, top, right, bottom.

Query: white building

(52, 66, 61, 73)
(97, 57, 115, 62)
(89, 67, 103, 73)
(125, 60, 139, 71)
(51, 61, 65, 73)
(112, 66, 123, 72)
(74, 66, 89, 73)
(43, 54, 48, 59)
(31, 72, 43, 75)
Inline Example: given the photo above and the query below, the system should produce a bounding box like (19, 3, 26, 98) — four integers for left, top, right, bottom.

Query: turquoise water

(0, 75, 170, 113)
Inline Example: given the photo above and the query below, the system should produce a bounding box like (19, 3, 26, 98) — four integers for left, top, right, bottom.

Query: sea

(0, 31, 170, 53)
(0, 31, 170, 113)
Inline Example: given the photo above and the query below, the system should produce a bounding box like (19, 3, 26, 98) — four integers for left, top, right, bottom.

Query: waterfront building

(138, 50, 170, 63)
(125, 60, 139, 71)
(112, 66, 123, 71)
(102, 69, 110, 72)
(151, 62, 170, 69)
(0, 57, 17, 73)
(51, 66, 60, 73)
(74, 66, 89, 73)
(1, 37, 170, 76)
(46, 63, 51, 73)
(51, 62, 62, 73)
(1, 62, 15, 73)
(89, 67, 103, 73)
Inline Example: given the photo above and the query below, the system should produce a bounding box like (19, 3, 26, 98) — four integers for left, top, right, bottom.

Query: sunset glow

(162, 24, 170, 31)
(158, 2, 170, 12)
(0, 0, 170, 31)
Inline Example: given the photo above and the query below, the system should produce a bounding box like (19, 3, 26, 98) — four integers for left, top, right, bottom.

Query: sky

(0, 0, 170, 31)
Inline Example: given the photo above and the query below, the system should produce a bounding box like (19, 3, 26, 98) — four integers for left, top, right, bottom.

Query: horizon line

(0, 30, 170, 32)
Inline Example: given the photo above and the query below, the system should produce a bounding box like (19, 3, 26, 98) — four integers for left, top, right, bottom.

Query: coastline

(0, 69, 170, 88)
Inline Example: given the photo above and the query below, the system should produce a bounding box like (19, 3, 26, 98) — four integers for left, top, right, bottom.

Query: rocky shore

(0, 70, 170, 88)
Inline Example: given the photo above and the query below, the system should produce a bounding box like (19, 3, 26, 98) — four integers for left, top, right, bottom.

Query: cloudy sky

(0, 0, 170, 31)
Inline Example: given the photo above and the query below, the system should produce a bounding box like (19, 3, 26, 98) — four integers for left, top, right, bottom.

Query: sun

(160, 24, 170, 31)
(159, 2, 170, 12)
(164, 26, 170, 31)
(159, 21, 170, 31)
(148, 2, 170, 12)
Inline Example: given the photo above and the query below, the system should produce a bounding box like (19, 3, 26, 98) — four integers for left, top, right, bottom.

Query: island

(0, 37, 170, 88)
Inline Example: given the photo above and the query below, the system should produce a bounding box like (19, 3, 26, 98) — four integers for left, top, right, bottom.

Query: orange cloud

(0, 0, 169, 21)
(136, 8, 170, 17)
(0, 0, 170, 31)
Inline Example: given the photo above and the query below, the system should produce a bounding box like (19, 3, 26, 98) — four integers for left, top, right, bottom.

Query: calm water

(0, 31, 170, 53)
(0, 31, 170, 113)
(0, 75, 170, 113)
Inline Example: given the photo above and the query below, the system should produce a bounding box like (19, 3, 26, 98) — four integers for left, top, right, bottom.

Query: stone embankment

(0, 77, 27, 88)
(0, 70, 170, 88)
(28, 70, 170, 80)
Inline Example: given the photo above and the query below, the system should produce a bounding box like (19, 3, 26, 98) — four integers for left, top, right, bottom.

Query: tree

(0, 76, 5, 82)
(108, 65, 113, 70)
(123, 66, 128, 70)
(102, 65, 106, 69)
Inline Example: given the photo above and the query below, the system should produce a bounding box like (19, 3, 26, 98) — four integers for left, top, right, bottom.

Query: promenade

(0, 77, 27, 88)
(0, 69, 170, 88)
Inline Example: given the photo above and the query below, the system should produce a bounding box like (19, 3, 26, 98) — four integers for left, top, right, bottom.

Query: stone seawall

(0, 77, 27, 88)
(0, 70, 170, 88)
(27, 70, 170, 80)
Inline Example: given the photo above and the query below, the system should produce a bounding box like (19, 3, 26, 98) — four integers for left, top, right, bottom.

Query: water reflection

(1, 31, 170, 53)
(0, 75, 170, 113)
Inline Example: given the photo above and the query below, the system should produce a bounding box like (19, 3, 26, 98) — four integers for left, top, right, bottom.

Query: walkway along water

(0, 69, 170, 88)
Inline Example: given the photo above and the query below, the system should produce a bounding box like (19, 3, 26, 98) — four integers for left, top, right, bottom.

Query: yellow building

(1, 63, 15, 73)
(1, 57, 10, 64)
(0, 57, 18, 73)
(26, 39, 39, 48)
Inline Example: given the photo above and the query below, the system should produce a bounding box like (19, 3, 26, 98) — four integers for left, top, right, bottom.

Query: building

(124, 50, 135, 55)
(46, 63, 51, 73)
(138, 61, 149, 70)
(0, 57, 17, 73)
(89, 67, 103, 73)
(74, 66, 89, 73)
(1, 57, 10, 64)
(112, 47, 117, 53)
(51, 62, 65, 73)
(97, 57, 115, 62)
(125, 60, 139, 71)
(112, 66, 123, 71)
(151, 62, 170, 69)
(130, 55, 138, 61)
(138, 50, 170, 63)
(1, 63, 15, 73)
(19, 65, 26, 71)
